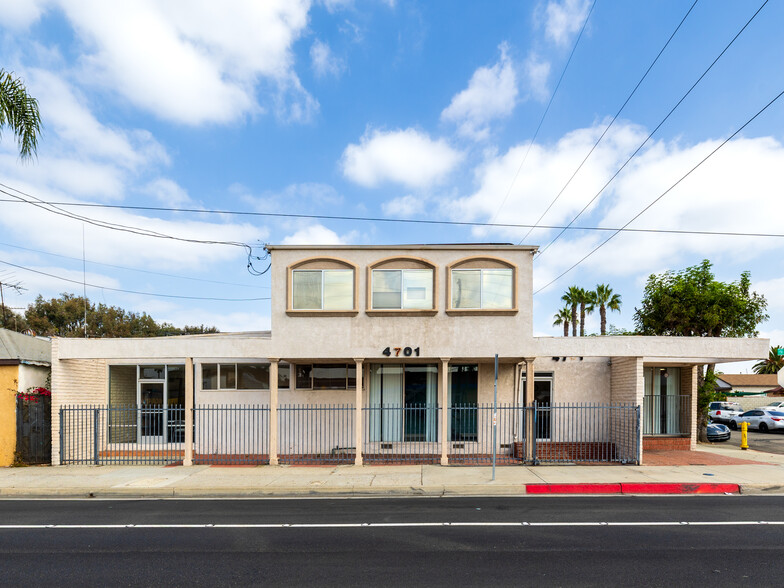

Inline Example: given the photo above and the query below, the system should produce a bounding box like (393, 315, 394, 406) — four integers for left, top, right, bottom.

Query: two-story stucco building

(50, 244, 768, 466)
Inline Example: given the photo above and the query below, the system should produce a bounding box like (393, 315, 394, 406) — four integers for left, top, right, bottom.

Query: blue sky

(0, 0, 782, 362)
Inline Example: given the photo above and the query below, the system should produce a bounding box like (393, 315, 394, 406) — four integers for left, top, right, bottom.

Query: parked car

(706, 423, 731, 442)
(760, 400, 784, 411)
(708, 401, 743, 425)
(732, 410, 784, 433)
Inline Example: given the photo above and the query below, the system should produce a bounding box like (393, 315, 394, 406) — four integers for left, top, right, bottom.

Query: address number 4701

(382, 346, 420, 357)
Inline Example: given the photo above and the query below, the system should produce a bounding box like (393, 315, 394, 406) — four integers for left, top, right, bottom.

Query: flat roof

(266, 243, 539, 251)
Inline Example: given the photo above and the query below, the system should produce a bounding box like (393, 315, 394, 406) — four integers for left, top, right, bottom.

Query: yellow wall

(0, 364, 20, 467)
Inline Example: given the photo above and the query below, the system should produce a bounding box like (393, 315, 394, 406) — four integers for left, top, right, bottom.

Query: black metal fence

(16, 396, 51, 465)
(194, 405, 269, 465)
(58, 402, 640, 466)
(278, 404, 354, 464)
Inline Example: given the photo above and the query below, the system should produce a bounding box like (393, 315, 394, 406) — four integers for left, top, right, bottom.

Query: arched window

(288, 257, 358, 314)
(447, 256, 517, 313)
(367, 256, 437, 314)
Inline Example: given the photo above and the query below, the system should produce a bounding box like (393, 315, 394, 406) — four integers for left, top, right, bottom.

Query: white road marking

(0, 521, 782, 529)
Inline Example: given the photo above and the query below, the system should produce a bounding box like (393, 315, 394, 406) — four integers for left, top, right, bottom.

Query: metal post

(184, 358, 194, 466)
(269, 360, 279, 465)
(93, 407, 99, 466)
(59, 407, 64, 466)
(492, 354, 498, 480)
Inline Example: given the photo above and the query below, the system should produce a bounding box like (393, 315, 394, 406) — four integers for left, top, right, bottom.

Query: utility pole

(0, 279, 26, 329)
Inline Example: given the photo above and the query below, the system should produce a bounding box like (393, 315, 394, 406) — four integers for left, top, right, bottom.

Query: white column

(440, 358, 450, 466)
(354, 359, 364, 466)
(269, 359, 279, 465)
(183, 357, 194, 466)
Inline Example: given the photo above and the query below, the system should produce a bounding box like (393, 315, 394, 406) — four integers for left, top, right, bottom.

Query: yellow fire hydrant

(740, 421, 749, 450)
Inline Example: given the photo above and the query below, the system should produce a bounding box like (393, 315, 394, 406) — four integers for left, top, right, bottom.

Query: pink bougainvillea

(16, 387, 51, 403)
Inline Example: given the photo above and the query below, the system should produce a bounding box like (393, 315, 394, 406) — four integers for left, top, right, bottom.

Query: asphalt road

(721, 426, 784, 454)
(1, 496, 783, 587)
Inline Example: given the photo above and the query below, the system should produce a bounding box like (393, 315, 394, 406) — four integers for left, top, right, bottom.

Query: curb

(525, 483, 740, 495)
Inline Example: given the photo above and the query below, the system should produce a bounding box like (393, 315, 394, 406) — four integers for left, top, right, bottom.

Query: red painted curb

(526, 483, 622, 494)
(620, 483, 740, 495)
(525, 482, 740, 495)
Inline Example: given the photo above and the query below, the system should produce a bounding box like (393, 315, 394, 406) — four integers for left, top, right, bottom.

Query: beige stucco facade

(49, 245, 769, 466)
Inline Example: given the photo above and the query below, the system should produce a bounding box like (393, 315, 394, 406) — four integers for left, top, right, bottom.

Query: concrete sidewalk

(3, 444, 784, 498)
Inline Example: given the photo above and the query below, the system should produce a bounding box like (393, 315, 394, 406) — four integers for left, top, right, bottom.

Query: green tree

(577, 287, 594, 337)
(561, 286, 581, 337)
(753, 346, 784, 375)
(593, 283, 622, 335)
(24, 293, 219, 337)
(634, 260, 768, 441)
(552, 307, 572, 337)
(0, 69, 42, 160)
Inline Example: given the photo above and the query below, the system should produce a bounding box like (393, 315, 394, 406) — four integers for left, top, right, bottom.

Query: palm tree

(753, 346, 784, 374)
(561, 286, 581, 337)
(552, 307, 573, 337)
(577, 287, 594, 337)
(593, 284, 622, 335)
(0, 69, 42, 160)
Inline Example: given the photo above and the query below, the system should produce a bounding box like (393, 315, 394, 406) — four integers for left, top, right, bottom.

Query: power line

(0, 183, 271, 275)
(532, 0, 769, 258)
(489, 0, 596, 225)
(2, 194, 784, 238)
(533, 85, 784, 295)
(0, 240, 268, 289)
(0, 258, 270, 302)
(518, 0, 699, 244)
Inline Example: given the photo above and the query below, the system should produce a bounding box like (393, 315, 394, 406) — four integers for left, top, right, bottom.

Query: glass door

(139, 382, 165, 441)
(534, 379, 552, 440)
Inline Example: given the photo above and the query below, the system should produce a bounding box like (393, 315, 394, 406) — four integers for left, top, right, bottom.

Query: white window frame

(371, 268, 433, 310)
(451, 268, 513, 310)
(291, 268, 354, 310)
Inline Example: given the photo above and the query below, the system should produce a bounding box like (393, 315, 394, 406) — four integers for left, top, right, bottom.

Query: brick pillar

(269, 359, 279, 465)
(354, 359, 363, 466)
(440, 358, 450, 466)
(183, 357, 194, 466)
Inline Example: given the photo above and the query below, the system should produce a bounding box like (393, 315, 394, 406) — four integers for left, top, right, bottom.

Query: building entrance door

(139, 382, 165, 441)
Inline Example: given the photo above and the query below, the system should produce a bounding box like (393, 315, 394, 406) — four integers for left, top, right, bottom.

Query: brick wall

(610, 357, 643, 463)
(51, 338, 107, 465)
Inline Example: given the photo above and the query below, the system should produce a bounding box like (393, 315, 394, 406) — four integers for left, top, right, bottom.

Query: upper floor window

(451, 268, 513, 309)
(371, 269, 433, 310)
(292, 269, 354, 310)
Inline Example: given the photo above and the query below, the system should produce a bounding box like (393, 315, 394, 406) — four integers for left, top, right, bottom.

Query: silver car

(734, 410, 784, 433)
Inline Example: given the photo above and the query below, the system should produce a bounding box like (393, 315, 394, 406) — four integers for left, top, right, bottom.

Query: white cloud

(0, 0, 50, 29)
(143, 179, 191, 207)
(281, 223, 350, 245)
(755, 278, 784, 311)
(318, 0, 354, 13)
(310, 39, 345, 79)
(542, 0, 591, 47)
(449, 119, 784, 295)
(26, 69, 168, 170)
(441, 43, 518, 141)
(15, 0, 316, 125)
(341, 128, 463, 189)
(381, 194, 426, 217)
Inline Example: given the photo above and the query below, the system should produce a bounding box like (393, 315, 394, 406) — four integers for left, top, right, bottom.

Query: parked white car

(708, 401, 743, 425)
(732, 409, 784, 433)
(760, 400, 784, 411)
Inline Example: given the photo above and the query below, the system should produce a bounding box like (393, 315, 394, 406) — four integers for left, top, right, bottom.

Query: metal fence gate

(16, 396, 51, 465)
(59, 402, 640, 466)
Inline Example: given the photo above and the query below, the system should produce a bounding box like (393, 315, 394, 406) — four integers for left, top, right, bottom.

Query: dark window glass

(450, 365, 478, 442)
(238, 364, 270, 390)
(202, 364, 217, 390)
(296, 365, 313, 389)
(278, 363, 291, 389)
(313, 364, 348, 389)
(219, 364, 236, 389)
(140, 365, 165, 379)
